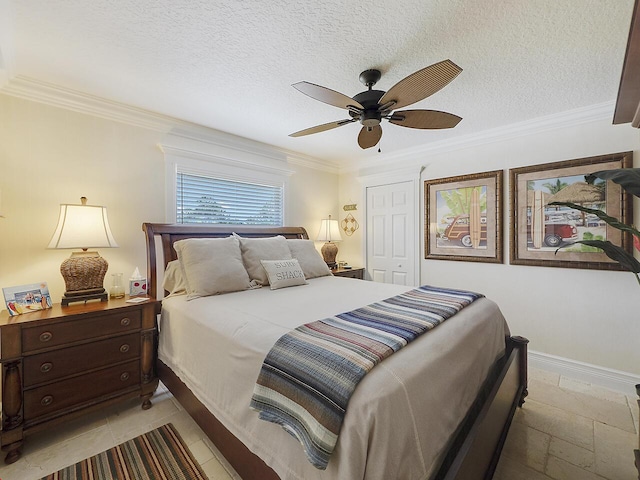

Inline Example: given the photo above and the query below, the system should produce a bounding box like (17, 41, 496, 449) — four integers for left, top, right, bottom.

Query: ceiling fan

(289, 60, 463, 149)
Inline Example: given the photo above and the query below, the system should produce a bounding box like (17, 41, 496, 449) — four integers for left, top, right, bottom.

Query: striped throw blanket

(249, 285, 483, 469)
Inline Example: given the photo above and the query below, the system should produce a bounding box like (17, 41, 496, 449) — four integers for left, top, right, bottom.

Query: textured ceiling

(1, 0, 636, 169)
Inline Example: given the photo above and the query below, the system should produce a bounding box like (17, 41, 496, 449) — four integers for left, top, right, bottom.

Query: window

(161, 137, 293, 225)
(176, 172, 284, 225)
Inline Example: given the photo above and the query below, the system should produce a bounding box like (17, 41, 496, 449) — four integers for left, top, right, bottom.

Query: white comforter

(159, 276, 508, 480)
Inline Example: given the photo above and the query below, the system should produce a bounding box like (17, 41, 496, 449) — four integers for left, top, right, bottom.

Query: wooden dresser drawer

(22, 310, 141, 353)
(24, 360, 140, 420)
(23, 333, 140, 387)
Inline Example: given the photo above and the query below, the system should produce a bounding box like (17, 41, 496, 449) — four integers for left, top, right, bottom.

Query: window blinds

(176, 172, 283, 225)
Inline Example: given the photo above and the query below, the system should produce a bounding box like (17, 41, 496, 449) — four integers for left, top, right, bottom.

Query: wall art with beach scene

(509, 151, 633, 269)
(3, 282, 53, 316)
(425, 170, 503, 263)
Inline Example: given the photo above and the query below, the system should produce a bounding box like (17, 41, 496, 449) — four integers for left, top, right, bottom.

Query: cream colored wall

(334, 177, 364, 268)
(0, 95, 339, 302)
(288, 163, 340, 241)
(4, 92, 637, 375)
(340, 118, 640, 374)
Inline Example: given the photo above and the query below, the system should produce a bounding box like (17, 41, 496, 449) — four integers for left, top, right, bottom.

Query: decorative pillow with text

(260, 259, 308, 290)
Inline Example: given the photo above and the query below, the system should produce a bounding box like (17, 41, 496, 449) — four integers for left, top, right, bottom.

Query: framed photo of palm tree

(509, 151, 633, 269)
(425, 170, 503, 263)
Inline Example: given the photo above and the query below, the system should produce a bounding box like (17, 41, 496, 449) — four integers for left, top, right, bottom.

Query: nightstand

(332, 267, 365, 280)
(0, 297, 160, 464)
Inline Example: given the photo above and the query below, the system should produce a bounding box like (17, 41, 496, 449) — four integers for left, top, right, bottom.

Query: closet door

(366, 181, 416, 285)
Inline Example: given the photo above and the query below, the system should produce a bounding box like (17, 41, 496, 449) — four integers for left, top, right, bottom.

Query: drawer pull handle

(120, 344, 130, 353)
(41, 395, 54, 406)
(40, 362, 53, 373)
(120, 317, 131, 327)
(39, 332, 53, 342)
(120, 372, 130, 381)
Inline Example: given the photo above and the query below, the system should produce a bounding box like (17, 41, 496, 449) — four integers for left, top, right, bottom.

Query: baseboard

(529, 350, 640, 396)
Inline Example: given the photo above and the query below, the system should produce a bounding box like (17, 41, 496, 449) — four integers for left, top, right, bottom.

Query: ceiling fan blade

(289, 119, 356, 137)
(388, 110, 462, 129)
(379, 60, 462, 110)
(358, 125, 383, 149)
(292, 82, 364, 111)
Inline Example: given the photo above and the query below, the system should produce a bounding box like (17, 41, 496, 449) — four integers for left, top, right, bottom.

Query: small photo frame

(425, 170, 503, 263)
(3, 282, 53, 316)
(509, 151, 633, 269)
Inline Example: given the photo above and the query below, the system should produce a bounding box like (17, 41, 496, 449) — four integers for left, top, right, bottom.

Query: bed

(143, 223, 528, 480)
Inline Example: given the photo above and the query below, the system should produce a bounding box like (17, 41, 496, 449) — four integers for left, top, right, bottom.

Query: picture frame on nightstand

(2, 281, 52, 316)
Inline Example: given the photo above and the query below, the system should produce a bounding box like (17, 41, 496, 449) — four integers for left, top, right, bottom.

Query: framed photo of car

(425, 170, 503, 263)
(509, 151, 633, 269)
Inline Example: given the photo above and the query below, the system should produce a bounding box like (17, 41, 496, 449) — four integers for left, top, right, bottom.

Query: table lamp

(48, 197, 118, 305)
(316, 215, 342, 269)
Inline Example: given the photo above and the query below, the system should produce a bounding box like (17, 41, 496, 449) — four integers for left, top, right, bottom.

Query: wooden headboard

(142, 223, 309, 299)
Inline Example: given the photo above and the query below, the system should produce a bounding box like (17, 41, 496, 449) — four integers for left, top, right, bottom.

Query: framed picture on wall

(425, 170, 503, 263)
(509, 151, 633, 269)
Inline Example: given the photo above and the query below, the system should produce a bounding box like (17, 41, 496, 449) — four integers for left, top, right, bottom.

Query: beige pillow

(174, 236, 251, 299)
(260, 259, 308, 290)
(287, 239, 332, 279)
(162, 260, 187, 295)
(234, 234, 292, 285)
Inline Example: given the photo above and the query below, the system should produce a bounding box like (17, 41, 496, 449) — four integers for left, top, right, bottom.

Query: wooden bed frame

(143, 222, 529, 480)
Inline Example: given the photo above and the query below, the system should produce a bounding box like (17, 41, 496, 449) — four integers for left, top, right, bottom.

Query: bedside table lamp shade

(48, 197, 118, 305)
(316, 215, 342, 269)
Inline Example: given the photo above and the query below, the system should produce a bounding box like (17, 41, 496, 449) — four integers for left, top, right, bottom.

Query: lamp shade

(48, 197, 117, 305)
(316, 216, 342, 243)
(48, 200, 118, 250)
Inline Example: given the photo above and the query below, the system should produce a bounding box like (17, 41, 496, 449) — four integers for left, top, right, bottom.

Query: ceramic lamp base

(321, 241, 339, 269)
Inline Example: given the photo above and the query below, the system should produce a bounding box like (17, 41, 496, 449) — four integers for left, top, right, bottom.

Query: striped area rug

(41, 423, 208, 480)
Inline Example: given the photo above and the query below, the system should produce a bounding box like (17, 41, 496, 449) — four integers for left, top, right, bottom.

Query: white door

(366, 181, 416, 285)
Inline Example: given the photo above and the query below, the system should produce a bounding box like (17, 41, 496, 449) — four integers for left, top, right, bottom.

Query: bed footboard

(157, 336, 528, 480)
(437, 335, 529, 480)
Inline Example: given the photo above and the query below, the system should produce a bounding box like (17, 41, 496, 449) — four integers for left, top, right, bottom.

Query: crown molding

(0, 76, 616, 177)
(1, 75, 182, 131)
(0, 75, 339, 173)
(166, 126, 340, 174)
(285, 153, 340, 175)
(342, 101, 617, 174)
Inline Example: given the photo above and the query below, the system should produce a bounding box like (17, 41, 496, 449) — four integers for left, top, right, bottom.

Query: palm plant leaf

(585, 168, 640, 198)
(556, 240, 640, 284)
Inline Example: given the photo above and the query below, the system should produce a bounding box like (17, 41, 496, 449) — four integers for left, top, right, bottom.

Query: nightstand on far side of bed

(0, 297, 160, 464)
(332, 267, 365, 280)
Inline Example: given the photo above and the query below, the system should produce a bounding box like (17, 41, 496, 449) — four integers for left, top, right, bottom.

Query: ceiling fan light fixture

(289, 60, 463, 148)
(361, 110, 381, 127)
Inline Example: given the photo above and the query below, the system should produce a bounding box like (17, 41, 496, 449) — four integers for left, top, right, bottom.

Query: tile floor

(494, 368, 638, 480)
(0, 367, 637, 480)
(0, 383, 240, 480)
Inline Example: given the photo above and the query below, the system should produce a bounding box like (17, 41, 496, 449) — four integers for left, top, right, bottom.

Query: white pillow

(260, 259, 308, 290)
(287, 239, 332, 279)
(174, 236, 251, 299)
(162, 260, 187, 295)
(234, 234, 292, 285)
